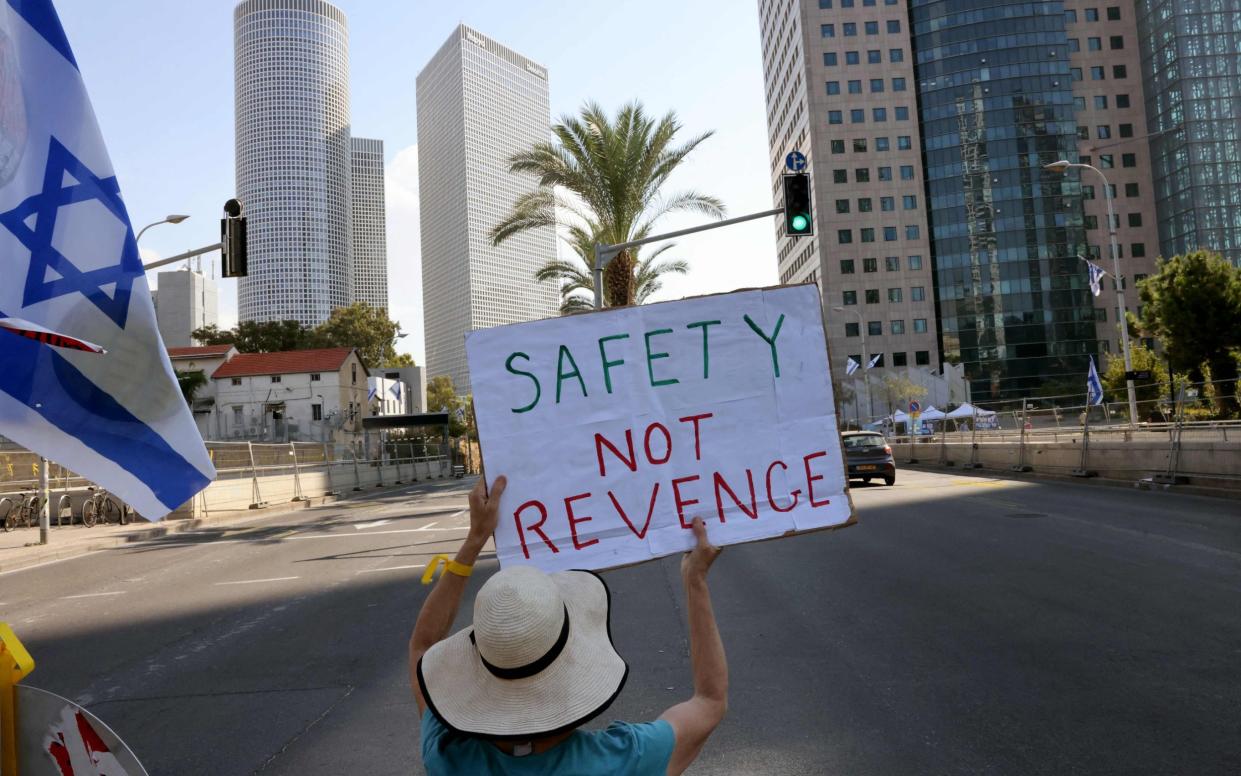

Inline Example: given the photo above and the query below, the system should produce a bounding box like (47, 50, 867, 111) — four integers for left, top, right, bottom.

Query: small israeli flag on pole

(0, 1, 214, 519)
(866, 353, 882, 369)
(1087, 356, 1105, 406)
(845, 357, 860, 376)
(1080, 255, 1108, 297)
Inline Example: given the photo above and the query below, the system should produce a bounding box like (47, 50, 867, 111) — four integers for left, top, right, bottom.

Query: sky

(56, 0, 780, 365)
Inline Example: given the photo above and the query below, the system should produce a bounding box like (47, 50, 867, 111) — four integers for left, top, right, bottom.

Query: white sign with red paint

(466, 284, 855, 573)
(16, 685, 148, 775)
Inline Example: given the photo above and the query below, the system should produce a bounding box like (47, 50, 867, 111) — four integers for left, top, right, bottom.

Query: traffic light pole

(141, 241, 222, 271)
(592, 207, 784, 310)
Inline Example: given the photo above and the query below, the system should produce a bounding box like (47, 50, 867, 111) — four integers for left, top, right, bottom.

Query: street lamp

(135, 214, 190, 244)
(1044, 159, 1139, 426)
(833, 305, 874, 421)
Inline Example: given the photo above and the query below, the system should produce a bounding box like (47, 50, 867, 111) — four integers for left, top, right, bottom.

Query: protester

(410, 475, 727, 774)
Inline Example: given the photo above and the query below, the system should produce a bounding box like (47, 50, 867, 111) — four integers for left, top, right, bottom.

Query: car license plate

(857, 464, 878, 471)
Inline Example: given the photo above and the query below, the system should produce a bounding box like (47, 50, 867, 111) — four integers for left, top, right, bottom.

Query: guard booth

(360, 413, 454, 476)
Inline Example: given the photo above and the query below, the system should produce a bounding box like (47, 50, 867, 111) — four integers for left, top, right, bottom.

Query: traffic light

(783, 173, 813, 236)
(221, 198, 247, 278)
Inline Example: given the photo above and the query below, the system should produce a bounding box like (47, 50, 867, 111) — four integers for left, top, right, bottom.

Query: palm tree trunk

(604, 248, 636, 307)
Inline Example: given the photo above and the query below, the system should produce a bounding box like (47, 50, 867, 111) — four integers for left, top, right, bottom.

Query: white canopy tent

(918, 406, 947, 421)
(946, 402, 997, 419)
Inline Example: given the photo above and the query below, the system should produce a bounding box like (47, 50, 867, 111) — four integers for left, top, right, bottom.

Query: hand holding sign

(466, 285, 855, 573)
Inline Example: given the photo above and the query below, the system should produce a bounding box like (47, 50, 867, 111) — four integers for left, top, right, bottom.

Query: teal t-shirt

(420, 709, 675, 775)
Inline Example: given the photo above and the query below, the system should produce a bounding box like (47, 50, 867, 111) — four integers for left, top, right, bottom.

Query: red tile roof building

(211, 347, 367, 379)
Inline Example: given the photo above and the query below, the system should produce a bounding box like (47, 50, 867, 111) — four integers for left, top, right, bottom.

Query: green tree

(427, 375, 467, 436)
(192, 319, 311, 353)
(1138, 250, 1241, 416)
(492, 101, 724, 308)
(535, 235, 689, 314)
(175, 369, 207, 404)
(877, 374, 928, 415)
(1101, 342, 1169, 412)
(312, 302, 408, 369)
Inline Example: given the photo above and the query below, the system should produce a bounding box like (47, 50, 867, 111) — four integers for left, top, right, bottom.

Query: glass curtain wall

(911, 0, 1095, 399)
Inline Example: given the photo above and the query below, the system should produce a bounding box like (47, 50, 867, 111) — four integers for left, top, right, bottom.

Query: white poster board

(466, 284, 855, 573)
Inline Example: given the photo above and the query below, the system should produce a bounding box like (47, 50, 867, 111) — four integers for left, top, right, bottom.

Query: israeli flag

(1087, 356, 1104, 406)
(389, 381, 401, 402)
(866, 353, 882, 369)
(0, 1, 214, 519)
(1081, 255, 1107, 297)
(845, 357, 860, 376)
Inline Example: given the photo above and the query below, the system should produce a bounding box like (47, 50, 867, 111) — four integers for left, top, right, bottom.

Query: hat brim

(418, 570, 629, 739)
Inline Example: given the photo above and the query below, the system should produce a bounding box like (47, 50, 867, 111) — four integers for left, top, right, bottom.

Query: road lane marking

(61, 591, 126, 599)
(286, 527, 467, 540)
(354, 519, 392, 530)
(213, 576, 299, 586)
(356, 564, 427, 575)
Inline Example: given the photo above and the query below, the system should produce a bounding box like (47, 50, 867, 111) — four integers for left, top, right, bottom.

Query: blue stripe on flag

(0, 325, 210, 511)
(7, 0, 78, 68)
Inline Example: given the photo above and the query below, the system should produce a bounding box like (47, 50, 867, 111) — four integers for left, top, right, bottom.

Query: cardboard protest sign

(466, 284, 854, 573)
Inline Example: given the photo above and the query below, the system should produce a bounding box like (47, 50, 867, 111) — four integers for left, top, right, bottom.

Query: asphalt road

(1, 469, 1238, 775)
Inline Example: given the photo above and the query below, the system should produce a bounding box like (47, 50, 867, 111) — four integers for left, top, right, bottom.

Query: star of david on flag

(389, 381, 402, 402)
(0, 1, 214, 519)
(1087, 356, 1105, 406)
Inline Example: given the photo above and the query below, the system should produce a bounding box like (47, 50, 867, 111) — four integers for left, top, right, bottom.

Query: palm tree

(491, 101, 724, 308)
(535, 229, 690, 314)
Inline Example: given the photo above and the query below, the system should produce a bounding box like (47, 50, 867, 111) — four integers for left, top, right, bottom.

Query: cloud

(385, 144, 423, 364)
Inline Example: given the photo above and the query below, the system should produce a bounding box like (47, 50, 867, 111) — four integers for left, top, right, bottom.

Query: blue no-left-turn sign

(909, 400, 921, 413)
(785, 151, 807, 172)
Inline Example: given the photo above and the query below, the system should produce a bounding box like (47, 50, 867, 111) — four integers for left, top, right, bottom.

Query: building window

(1110, 35, 1124, 50)
(838, 229, 853, 244)
(870, 78, 885, 93)
(886, 19, 900, 32)
(1085, 8, 1099, 21)
(1093, 96, 1108, 110)
(890, 319, 905, 334)
(911, 286, 925, 302)
(833, 168, 848, 183)
(1083, 184, 1095, 200)
(1113, 64, 1127, 79)
(861, 227, 875, 243)
(892, 352, 908, 367)
(900, 166, 915, 181)
(865, 289, 880, 304)
(1071, 67, 1083, 82)
(843, 290, 857, 305)
(1131, 243, 1146, 257)
(865, 21, 878, 35)
(894, 106, 908, 120)
(853, 138, 868, 152)
(1119, 123, 1133, 138)
(271, 375, 282, 384)
(1090, 66, 1105, 80)
(840, 259, 856, 274)
(897, 135, 911, 150)
(881, 196, 895, 211)
(878, 166, 893, 181)
(885, 256, 900, 271)
(819, 0, 832, 8)
(913, 318, 927, 333)
(856, 168, 870, 182)
(827, 81, 841, 95)
(915, 350, 930, 366)
(1128, 213, 1142, 227)
(1125, 182, 1140, 197)
(1122, 153, 1136, 168)
(905, 225, 920, 240)
(875, 137, 890, 151)
(883, 226, 897, 241)
(843, 22, 856, 36)
(889, 48, 903, 62)
(232, 406, 243, 424)
(1100, 154, 1114, 168)
(888, 288, 903, 303)
(868, 321, 883, 336)
(867, 49, 881, 64)
(872, 107, 887, 122)
(1097, 125, 1111, 139)
(1069, 38, 1081, 53)
(1088, 37, 1102, 51)
(1116, 94, 1130, 108)
(310, 373, 321, 382)
(863, 257, 878, 272)
(832, 139, 846, 154)
(1065, 9, 1077, 22)
(352, 363, 357, 384)
(231, 377, 242, 386)
(848, 79, 862, 94)
(851, 109, 866, 123)
(1084, 215, 1099, 230)
(1078, 126, 1090, 140)
(824, 52, 837, 66)
(829, 111, 843, 125)
(1074, 96, 1086, 110)
(836, 199, 851, 214)
(903, 195, 917, 209)
(892, 77, 906, 92)
(1106, 6, 1120, 20)
(846, 50, 860, 64)
(908, 255, 923, 270)
(821, 23, 835, 37)
(312, 404, 323, 421)
(845, 322, 860, 337)
(859, 197, 873, 212)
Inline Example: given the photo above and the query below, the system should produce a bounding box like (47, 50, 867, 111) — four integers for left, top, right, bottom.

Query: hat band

(470, 606, 571, 680)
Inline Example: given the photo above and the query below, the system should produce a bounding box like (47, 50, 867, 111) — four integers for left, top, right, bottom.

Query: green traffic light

(791, 214, 809, 232)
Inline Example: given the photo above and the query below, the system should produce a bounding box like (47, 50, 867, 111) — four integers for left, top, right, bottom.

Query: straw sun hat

(417, 566, 629, 739)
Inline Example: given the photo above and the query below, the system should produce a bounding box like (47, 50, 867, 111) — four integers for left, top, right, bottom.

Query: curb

(899, 461, 1240, 501)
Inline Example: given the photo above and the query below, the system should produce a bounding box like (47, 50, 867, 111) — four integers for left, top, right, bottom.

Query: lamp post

(833, 306, 874, 422)
(135, 214, 190, 244)
(1044, 160, 1138, 427)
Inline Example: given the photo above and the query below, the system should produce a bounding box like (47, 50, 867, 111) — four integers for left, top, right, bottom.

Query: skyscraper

(234, 0, 353, 327)
(350, 137, 388, 311)
(416, 25, 559, 393)
(1137, 0, 1241, 267)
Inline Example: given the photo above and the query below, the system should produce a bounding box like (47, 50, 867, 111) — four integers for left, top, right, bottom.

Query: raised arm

(659, 517, 727, 776)
(409, 475, 506, 714)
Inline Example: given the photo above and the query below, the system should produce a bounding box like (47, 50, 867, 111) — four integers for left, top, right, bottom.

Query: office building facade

(416, 25, 559, 392)
(350, 137, 389, 311)
(234, 0, 353, 327)
(1136, 0, 1241, 267)
(153, 268, 219, 348)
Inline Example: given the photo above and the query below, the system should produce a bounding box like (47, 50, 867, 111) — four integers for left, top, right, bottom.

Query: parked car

(841, 431, 896, 486)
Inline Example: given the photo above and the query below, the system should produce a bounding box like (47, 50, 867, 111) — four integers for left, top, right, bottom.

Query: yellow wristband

(421, 554, 473, 585)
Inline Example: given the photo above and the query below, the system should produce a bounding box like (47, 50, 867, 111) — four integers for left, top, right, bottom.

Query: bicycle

(1, 492, 43, 531)
(81, 486, 130, 527)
